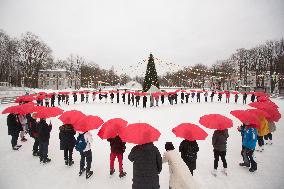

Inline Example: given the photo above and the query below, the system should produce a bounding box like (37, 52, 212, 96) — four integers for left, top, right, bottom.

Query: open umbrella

(246, 109, 271, 120)
(59, 110, 85, 124)
(190, 90, 196, 93)
(98, 118, 128, 139)
(249, 101, 278, 110)
(196, 90, 203, 93)
(231, 91, 239, 95)
(119, 123, 161, 144)
(172, 123, 208, 141)
(38, 92, 47, 95)
(254, 91, 267, 97)
(74, 115, 104, 132)
(199, 114, 233, 130)
(2, 105, 21, 114)
(15, 95, 35, 103)
(230, 110, 261, 127)
(35, 107, 63, 118)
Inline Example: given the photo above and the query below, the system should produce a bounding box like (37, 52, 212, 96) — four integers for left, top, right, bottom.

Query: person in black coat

(7, 113, 22, 150)
(196, 93, 201, 103)
(161, 94, 164, 104)
(29, 114, 39, 156)
(110, 92, 114, 103)
(59, 124, 76, 166)
(108, 136, 127, 177)
(38, 118, 52, 163)
(135, 95, 140, 107)
(81, 94, 84, 102)
(128, 93, 131, 105)
(128, 142, 162, 189)
(210, 91, 215, 102)
(122, 93, 126, 104)
(251, 94, 256, 102)
(116, 90, 120, 103)
(142, 96, 147, 108)
(58, 95, 61, 106)
(179, 140, 199, 176)
(212, 129, 229, 176)
(243, 93, 247, 104)
(181, 92, 185, 103)
(185, 93, 189, 103)
(131, 94, 135, 106)
(73, 93, 77, 104)
(174, 94, 178, 104)
(51, 94, 55, 107)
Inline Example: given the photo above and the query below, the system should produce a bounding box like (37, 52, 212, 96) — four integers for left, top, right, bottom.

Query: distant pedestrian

(143, 96, 147, 108)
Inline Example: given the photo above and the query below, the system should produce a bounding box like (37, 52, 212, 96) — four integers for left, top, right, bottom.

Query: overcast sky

(0, 0, 284, 76)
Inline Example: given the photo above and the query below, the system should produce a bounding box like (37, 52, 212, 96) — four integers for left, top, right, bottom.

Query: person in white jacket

(78, 131, 93, 179)
(162, 142, 200, 189)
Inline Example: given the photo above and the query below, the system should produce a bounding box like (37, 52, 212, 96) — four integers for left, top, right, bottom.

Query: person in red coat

(108, 135, 127, 178)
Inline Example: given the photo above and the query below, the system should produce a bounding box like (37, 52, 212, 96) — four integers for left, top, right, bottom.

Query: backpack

(75, 132, 87, 152)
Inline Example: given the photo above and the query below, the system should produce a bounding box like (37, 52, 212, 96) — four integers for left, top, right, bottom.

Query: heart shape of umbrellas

(119, 123, 161, 144)
(199, 114, 233, 130)
(98, 118, 128, 139)
(172, 123, 208, 141)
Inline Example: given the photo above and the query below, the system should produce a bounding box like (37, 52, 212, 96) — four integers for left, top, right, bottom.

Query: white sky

(0, 0, 284, 77)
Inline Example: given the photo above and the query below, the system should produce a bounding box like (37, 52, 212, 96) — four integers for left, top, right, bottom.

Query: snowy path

(0, 97, 283, 189)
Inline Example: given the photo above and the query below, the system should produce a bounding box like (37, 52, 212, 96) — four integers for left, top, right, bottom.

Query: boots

(69, 160, 74, 166)
(119, 171, 127, 178)
(221, 168, 228, 176)
(79, 168, 86, 176)
(43, 158, 51, 164)
(110, 169, 115, 175)
(86, 171, 93, 179)
(211, 169, 217, 177)
(33, 151, 39, 156)
(65, 160, 68, 165)
(239, 162, 250, 167)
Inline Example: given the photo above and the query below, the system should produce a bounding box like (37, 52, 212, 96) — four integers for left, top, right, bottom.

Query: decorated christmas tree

(142, 53, 160, 92)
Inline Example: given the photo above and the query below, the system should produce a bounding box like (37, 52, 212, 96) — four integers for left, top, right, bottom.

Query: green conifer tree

(142, 53, 160, 91)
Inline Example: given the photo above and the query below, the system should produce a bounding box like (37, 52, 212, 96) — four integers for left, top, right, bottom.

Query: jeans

(242, 147, 257, 170)
(264, 133, 272, 140)
(33, 138, 39, 152)
(39, 141, 49, 159)
(80, 150, 92, 172)
(11, 133, 19, 147)
(258, 136, 264, 147)
(214, 149, 227, 169)
(64, 148, 74, 161)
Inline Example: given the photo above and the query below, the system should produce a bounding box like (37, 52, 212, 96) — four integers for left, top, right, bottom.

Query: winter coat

(212, 129, 229, 152)
(107, 136, 126, 154)
(135, 95, 140, 101)
(257, 116, 269, 136)
(226, 93, 230, 98)
(204, 92, 208, 97)
(110, 93, 114, 99)
(59, 124, 76, 150)
(181, 93, 185, 99)
(268, 121, 276, 133)
(242, 127, 257, 150)
(251, 94, 256, 102)
(196, 93, 200, 98)
(191, 93, 195, 98)
(179, 140, 199, 171)
(243, 93, 247, 99)
(7, 114, 22, 136)
(210, 92, 215, 97)
(128, 143, 162, 189)
(38, 119, 52, 142)
(29, 118, 38, 138)
(163, 150, 200, 189)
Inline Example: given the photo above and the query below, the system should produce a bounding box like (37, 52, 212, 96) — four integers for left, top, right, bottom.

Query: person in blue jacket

(239, 124, 258, 172)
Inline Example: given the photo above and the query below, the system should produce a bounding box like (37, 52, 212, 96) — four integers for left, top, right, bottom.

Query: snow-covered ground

(0, 94, 283, 189)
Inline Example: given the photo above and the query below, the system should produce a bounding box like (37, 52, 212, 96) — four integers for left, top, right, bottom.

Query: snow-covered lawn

(0, 95, 283, 189)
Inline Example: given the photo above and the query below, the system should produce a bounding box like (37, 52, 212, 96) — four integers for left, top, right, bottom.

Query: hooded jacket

(212, 129, 229, 152)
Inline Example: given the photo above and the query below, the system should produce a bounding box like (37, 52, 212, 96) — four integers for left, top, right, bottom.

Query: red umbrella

(199, 114, 233, 130)
(218, 92, 224, 94)
(231, 91, 239, 94)
(119, 123, 161, 144)
(257, 96, 269, 102)
(175, 90, 180, 93)
(230, 110, 261, 127)
(172, 123, 208, 141)
(196, 90, 203, 93)
(59, 110, 85, 124)
(181, 90, 186, 92)
(2, 105, 21, 114)
(74, 115, 104, 132)
(36, 95, 45, 101)
(15, 95, 35, 103)
(17, 103, 38, 115)
(38, 92, 47, 95)
(254, 91, 267, 97)
(249, 101, 278, 110)
(35, 107, 63, 118)
(190, 90, 196, 92)
(246, 109, 271, 120)
(98, 118, 128, 139)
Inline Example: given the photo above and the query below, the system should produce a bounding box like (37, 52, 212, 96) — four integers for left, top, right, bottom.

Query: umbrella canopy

(196, 90, 203, 93)
(38, 92, 47, 95)
(119, 123, 161, 144)
(98, 118, 128, 139)
(15, 95, 35, 103)
(35, 107, 63, 118)
(36, 95, 45, 101)
(254, 91, 267, 97)
(74, 115, 104, 132)
(17, 103, 39, 115)
(230, 110, 261, 127)
(246, 109, 271, 120)
(59, 110, 85, 124)
(190, 90, 196, 92)
(258, 96, 269, 102)
(249, 101, 278, 110)
(2, 105, 21, 114)
(231, 91, 239, 94)
(172, 123, 208, 141)
(199, 114, 233, 130)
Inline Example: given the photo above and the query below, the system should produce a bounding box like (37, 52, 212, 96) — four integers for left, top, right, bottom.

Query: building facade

(38, 69, 80, 90)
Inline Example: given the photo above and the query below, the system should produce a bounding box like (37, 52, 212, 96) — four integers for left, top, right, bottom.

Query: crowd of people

(4, 89, 278, 189)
